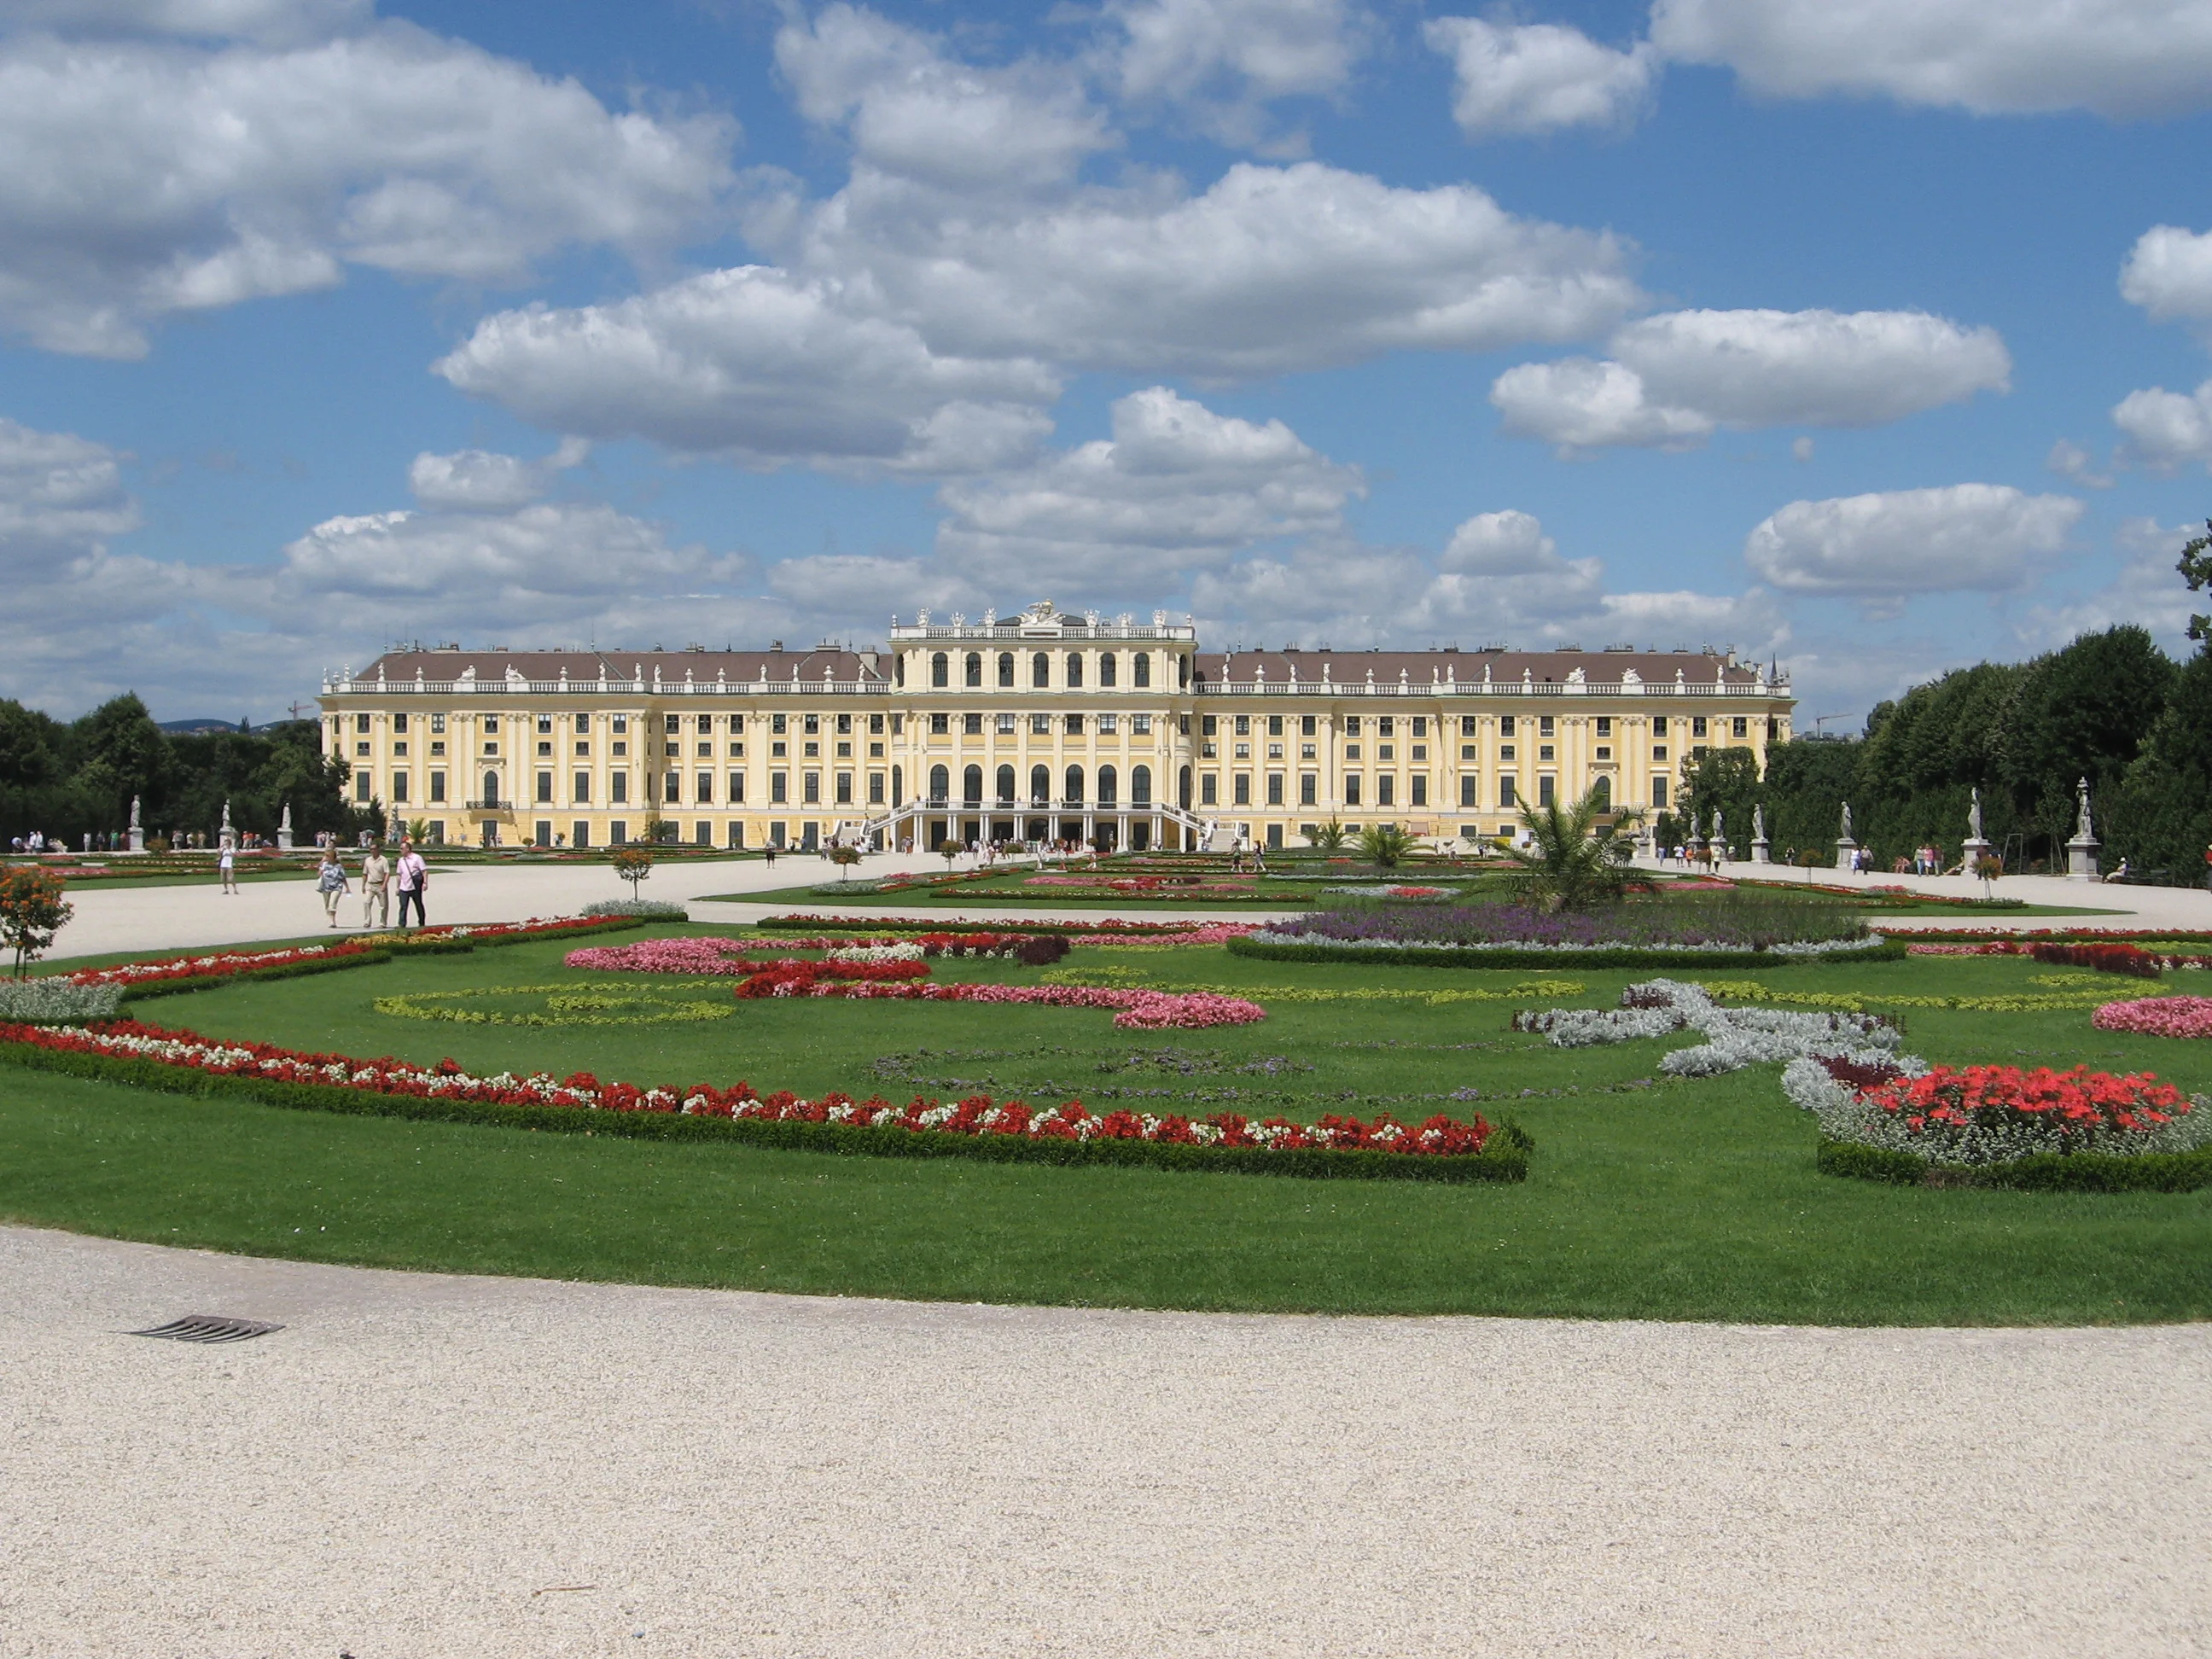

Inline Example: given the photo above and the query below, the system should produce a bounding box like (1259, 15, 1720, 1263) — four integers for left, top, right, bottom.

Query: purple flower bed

(1276, 898, 1864, 951)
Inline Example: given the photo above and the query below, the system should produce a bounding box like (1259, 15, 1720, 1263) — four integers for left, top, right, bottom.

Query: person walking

(394, 838, 428, 928)
(218, 841, 238, 894)
(360, 842, 391, 928)
(315, 848, 350, 927)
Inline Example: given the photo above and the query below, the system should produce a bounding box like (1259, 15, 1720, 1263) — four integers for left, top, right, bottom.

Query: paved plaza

(4, 1224, 2208, 1659)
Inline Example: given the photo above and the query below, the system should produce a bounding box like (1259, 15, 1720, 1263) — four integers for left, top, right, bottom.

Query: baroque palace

(319, 600, 1795, 853)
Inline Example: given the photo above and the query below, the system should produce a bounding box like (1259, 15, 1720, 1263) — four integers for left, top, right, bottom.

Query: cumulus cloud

(1743, 483, 2083, 599)
(0, 417, 144, 557)
(0, 7, 736, 357)
(2046, 438, 2113, 488)
(1108, 0, 1371, 149)
(2119, 224, 2212, 323)
(2112, 378, 2212, 470)
(1425, 16, 1656, 137)
(2017, 516, 2205, 652)
(3, 0, 369, 46)
(934, 387, 1363, 590)
(405, 438, 589, 512)
(1493, 308, 2011, 450)
(1650, 0, 2212, 119)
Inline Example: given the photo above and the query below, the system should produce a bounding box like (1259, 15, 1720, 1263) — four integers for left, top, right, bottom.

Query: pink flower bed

(0, 1019, 1470, 1154)
(2093, 997, 2212, 1039)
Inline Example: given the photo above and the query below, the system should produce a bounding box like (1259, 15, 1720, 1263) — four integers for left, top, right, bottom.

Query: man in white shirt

(394, 839, 428, 928)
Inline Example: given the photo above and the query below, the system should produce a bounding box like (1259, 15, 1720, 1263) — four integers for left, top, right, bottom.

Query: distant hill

(159, 719, 247, 734)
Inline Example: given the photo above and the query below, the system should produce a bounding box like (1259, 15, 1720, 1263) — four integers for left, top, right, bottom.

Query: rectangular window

(1652, 745, 1668, 761)
(1652, 715, 1668, 736)
(431, 713, 446, 735)
(355, 713, 370, 734)
(352, 771, 370, 802)
(1098, 713, 1118, 735)
(963, 713, 983, 736)
(1344, 716, 1360, 736)
(577, 713, 591, 736)
(573, 822, 591, 849)
(1539, 776, 1556, 806)
(1030, 713, 1051, 735)
(537, 771, 553, 803)
(771, 773, 788, 803)
(1460, 716, 1477, 736)
(804, 715, 819, 735)
(663, 771, 680, 803)
(1300, 774, 1317, 806)
(869, 713, 884, 735)
(771, 713, 787, 735)
(836, 713, 852, 736)
(1302, 715, 1317, 736)
(1499, 714, 1516, 738)
(1652, 777, 1669, 807)
(1344, 775, 1361, 806)
(868, 771, 885, 805)
(665, 714, 679, 735)
(1412, 776, 1428, 806)
(1499, 777, 1516, 808)
(610, 820, 628, 844)
(1201, 715, 1217, 736)
(1539, 715, 1555, 736)
(1131, 714, 1151, 735)
(1234, 715, 1250, 736)
(1595, 746, 1611, 760)
(1732, 717, 1749, 738)
(484, 716, 499, 733)
(1460, 776, 1477, 807)
(391, 772, 409, 803)
(1377, 775, 1395, 806)
(1539, 745, 1555, 761)
(1064, 713, 1084, 735)
(429, 772, 446, 803)
(726, 822, 744, 849)
(1233, 774, 1251, 806)
(612, 715, 626, 734)
(803, 773, 819, 804)
(835, 772, 853, 805)
(1412, 717, 1427, 736)
(1597, 717, 1612, 736)
(996, 713, 1016, 734)
(1379, 717, 1394, 737)
(729, 771, 745, 803)
(1692, 716, 1708, 737)
(1499, 744, 1516, 760)
(1200, 773, 1218, 806)
(611, 773, 627, 804)
(696, 771, 713, 804)
(1266, 774, 1284, 806)
(573, 772, 590, 803)
(729, 742, 743, 759)
(391, 712, 408, 735)
(696, 742, 712, 759)
(1267, 714, 1284, 736)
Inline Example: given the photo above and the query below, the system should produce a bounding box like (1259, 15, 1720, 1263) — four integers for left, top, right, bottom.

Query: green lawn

(3, 928, 2206, 1324)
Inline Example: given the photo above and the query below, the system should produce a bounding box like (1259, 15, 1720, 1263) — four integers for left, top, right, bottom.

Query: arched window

(1066, 653, 1084, 688)
(962, 764, 983, 805)
(1030, 764, 1051, 805)
(483, 772, 499, 806)
(1064, 765, 1085, 804)
(964, 651, 981, 688)
(930, 652, 948, 688)
(928, 764, 948, 804)
(894, 655, 905, 686)
(1097, 765, 1118, 807)
(1178, 655, 1190, 687)
(1099, 652, 1116, 687)
(892, 765, 904, 804)
(1032, 652, 1050, 688)
(1179, 765, 1192, 810)
(997, 652, 1014, 687)
(1131, 765, 1152, 806)
(995, 765, 1016, 804)
(1592, 775, 1611, 811)
(1133, 653, 1151, 688)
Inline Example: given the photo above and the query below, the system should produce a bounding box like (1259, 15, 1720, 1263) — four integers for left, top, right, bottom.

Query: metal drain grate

(129, 1315, 284, 1344)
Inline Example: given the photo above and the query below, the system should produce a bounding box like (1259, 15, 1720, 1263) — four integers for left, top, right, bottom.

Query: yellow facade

(320, 602, 1793, 850)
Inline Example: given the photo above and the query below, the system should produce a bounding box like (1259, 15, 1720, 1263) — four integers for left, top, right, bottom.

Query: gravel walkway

(4, 1224, 2206, 1657)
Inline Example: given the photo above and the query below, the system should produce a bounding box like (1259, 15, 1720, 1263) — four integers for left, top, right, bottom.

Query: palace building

(318, 600, 1794, 852)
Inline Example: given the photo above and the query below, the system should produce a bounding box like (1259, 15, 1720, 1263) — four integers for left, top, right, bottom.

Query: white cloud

(434, 266, 1061, 471)
(2017, 516, 2203, 652)
(1109, 0, 1370, 148)
(1650, 0, 2212, 119)
(405, 438, 588, 512)
(934, 387, 1363, 590)
(2112, 378, 2212, 470)
(2045, 438, 2113, 487)
(0, 11, 736, 357)
(0, 418, 143, 556)
(3, 0, 369, 46)
(1744, 483, 2083, 597)
(1424, 17, 1655, 137)
(2119, 224, 2212, 323)
(1493, 308, 2010, 450)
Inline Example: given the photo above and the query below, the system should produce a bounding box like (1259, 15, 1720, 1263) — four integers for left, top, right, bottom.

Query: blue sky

(5, 0, 2212, 724)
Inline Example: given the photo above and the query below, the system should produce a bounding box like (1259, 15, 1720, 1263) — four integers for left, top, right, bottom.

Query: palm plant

(1355, 821, 1415, 868)
(1499, 785, 1644, 912)
(1305, 818, 1350, 853)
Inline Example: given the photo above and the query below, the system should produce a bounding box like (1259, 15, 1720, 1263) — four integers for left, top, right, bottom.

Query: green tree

(2107, 642, 2212, 881)
(71, 693, 170, 822)
(2178, 518, 2212, 642)
(1679, 748, 1761, 857)
(2000, 626, 2174, 857)
(610, 844, 655, 895)
(1499, 785, 1644, 911)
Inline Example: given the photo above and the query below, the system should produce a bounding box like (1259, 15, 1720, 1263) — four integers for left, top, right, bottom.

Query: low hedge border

(1816, 1138, 2212, 1192)
(0, 1037, 1534, 1184)
(106, 917, 647, 1003)
(1227, 936, 1908, 971)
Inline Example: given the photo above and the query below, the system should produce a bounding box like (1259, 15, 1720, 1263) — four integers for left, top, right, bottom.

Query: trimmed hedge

(1228, 935, 1908, 971)
(1817, 1138, 2212, 1193)
(0, 1036, 1534, 1184)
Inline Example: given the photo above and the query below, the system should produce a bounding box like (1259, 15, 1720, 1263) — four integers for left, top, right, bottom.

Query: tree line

(1668, 602, 2212, 882)
(0, 692, 374, 849)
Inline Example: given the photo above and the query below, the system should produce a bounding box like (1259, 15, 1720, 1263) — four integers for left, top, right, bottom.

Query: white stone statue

(129, 795, 141, 830)
(2075, 777, 2093, 841)
(1712, 807, 1725, 856)
(1968, 787, 1982, 842)
(1839, 800, 1853, 841)
(1752, 802, 1765, 841)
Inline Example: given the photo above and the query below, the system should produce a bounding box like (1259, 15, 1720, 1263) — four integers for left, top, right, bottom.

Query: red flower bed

(0, 1018, 1488, 1157)
(67, 915, 626, 989)
(1860, 1062, 2190, 1141)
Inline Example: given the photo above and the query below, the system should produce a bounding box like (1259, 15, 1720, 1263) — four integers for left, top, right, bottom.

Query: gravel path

(4, 1224, 2207, 1658)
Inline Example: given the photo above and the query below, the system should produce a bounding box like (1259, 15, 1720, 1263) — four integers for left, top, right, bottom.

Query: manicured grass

(3, 929, 2207, 1323)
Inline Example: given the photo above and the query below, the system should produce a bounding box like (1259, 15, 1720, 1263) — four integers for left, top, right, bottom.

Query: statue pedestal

(1961, 836, 1993, 874)
(2066, 834, 2101, 882)
(128, 826, 144, 853)
(1750, 838, 1771, 864)
(1834, 835, 1858, 870)
(276, 825, 294, 851)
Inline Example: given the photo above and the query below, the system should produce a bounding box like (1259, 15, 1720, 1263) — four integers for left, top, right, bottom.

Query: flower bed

(1232, 932, 1902, 971)
(2093, 997, 2212, 1039)
(1786, 1053, 2212, 1189)
(760, 914, 1255, 939)
(1043, 969, 1584, 1006)
(1511, 979, 1902, 1078)
(1692, 978, 2128, 1016)
(0, 1017, 1527, 1182)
